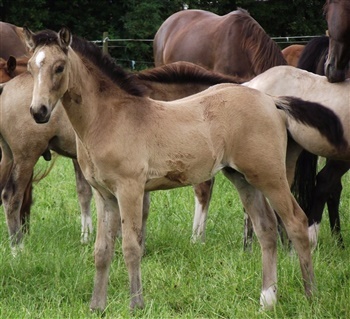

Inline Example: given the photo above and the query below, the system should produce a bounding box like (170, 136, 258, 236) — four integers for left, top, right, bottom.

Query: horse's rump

(153, 8, 286, 80)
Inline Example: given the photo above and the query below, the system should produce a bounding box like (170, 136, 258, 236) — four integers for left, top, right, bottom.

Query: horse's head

(24, 27, 72, 123)
(324, 0, 350, 82)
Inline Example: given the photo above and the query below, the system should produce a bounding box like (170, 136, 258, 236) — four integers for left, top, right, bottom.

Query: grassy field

(0, 156, 349, 318)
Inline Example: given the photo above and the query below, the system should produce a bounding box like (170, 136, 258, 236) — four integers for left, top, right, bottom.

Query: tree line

(1, 0, 327, 69)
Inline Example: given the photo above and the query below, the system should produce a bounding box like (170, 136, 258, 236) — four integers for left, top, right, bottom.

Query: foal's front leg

(192, 178, 214, 242)
(116, 182, 145, 310)
(90, 190, 120, 312)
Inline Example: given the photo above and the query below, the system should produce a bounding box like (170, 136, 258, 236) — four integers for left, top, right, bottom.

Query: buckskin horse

(243, 66, 350, 250)
(295, 34, 350, 247)
(153, 8, 286, 81)
(23, 27, 349, 312)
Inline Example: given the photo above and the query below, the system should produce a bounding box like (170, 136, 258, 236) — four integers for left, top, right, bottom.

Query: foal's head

(24, 27, 72, 123)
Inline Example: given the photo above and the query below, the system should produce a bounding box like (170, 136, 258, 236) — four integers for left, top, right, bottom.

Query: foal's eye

(55, 65, 64, 74)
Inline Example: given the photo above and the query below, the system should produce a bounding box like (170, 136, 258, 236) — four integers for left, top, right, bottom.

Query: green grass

(0, 156, 349, 318)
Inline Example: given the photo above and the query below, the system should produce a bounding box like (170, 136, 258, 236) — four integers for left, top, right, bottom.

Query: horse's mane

(234, 9, 287, 73)
(297, 36, 329, 74)
(30, 29, 147, 97)
(136, 62, 243, 85)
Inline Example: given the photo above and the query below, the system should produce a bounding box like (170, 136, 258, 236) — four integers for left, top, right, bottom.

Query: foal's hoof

(130, 296, 145, 312)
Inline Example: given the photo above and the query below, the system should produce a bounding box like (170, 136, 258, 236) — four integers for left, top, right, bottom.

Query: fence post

(102, 32, 109, 54)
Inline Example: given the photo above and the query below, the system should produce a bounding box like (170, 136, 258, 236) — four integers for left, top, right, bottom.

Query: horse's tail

(273, 96, 348, 151)
(33, 151, 59, 183)
(291, 150, 318, 217)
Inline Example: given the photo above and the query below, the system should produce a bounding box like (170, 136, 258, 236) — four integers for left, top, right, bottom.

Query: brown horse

(24, 28, 349, 313)
(0, 22, 28, 60)
(0, 56, 29, 83)
(281, 44, 305, 67)
(324, 0, 350, 82)
(153, 8, 286, 81)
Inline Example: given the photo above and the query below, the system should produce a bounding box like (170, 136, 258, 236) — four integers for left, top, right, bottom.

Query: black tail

(274, 96, 348, 150)
(291, 150, 318, 218)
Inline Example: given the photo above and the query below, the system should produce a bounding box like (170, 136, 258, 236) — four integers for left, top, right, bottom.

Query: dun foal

(23, 28, 345, 312)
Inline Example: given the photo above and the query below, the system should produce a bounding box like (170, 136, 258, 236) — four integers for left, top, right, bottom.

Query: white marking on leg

(81, 211, 93, 244)
(260, 285, 277, 309)
(191, 197, 206, 243)
(11, 242, 24, 257)
(308, 222, 320, 251)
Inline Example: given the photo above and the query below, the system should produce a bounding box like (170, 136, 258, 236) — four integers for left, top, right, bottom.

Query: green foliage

(1, 0, 327, 67)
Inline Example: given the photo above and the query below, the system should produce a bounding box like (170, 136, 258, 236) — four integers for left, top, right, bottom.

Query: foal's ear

(23, 26, 36, 52)
(58, 27, 72, 50)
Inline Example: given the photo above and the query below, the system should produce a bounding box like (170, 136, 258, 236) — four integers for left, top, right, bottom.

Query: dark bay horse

(153, 8, 286, 81)
(324, 0, 350, 82)
(0, 22, 28, 60)
(24, 28, 348, 313)
(295, 35, 350, 247)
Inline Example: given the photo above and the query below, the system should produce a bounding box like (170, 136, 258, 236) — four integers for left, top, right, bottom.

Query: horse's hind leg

(20, 172, 33, 234)
(192, 178, 214, 243)
(72, 159, 93, 243)
(222, 168, 278, 308)
(2, 161, 36, 249)
(310, 160, 349, 248)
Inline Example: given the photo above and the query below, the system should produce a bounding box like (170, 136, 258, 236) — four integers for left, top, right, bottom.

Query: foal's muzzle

(30, 104, 50, 123)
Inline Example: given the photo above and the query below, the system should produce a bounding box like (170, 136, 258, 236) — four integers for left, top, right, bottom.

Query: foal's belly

(145, 159, 224, 192)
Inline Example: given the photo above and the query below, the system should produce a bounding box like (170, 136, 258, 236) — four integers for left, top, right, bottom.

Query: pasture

(0, 156, 349, 318)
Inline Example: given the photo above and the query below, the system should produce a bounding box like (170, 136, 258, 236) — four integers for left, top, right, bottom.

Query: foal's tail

(273, 96, 347, 217)
(273, 96, 347, 151)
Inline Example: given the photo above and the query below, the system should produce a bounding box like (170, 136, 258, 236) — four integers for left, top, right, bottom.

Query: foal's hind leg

(192, 178, 214, 243)
(72, 159, 93, 243)
(249, 169, 314, 299)
(222, 168, 278, 308)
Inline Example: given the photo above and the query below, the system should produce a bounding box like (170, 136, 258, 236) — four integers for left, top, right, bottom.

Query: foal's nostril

(30, 104, 49, 123)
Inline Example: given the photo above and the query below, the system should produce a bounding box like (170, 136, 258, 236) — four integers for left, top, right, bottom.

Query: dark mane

(31, 29, 146, 97)
(136, 62, 243, 85)
(297, 36, 329, 74)
(234, 9, 287, 73)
